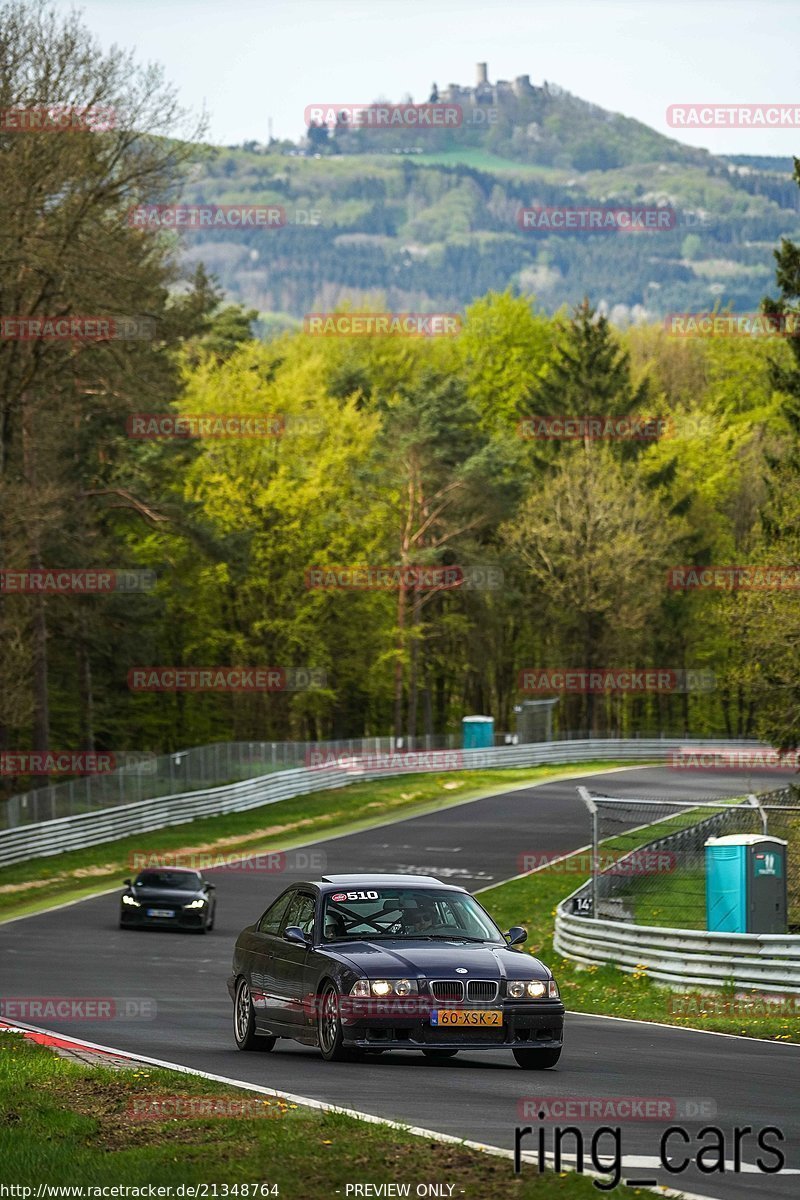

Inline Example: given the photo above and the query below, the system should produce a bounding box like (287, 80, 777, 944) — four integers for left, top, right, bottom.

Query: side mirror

(124, 879, 132, 887)
(283, 925, 311, 948)
(506, 925, 527, 947)
(204, 882, 215, 891)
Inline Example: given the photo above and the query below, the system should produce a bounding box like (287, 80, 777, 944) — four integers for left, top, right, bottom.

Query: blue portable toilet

(462, 715, 494, 749)
(705, 834, 788, 934)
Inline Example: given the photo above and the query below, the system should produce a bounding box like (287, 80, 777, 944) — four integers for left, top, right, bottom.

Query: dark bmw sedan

(119, 867, 216, 932)
(228, 873, 564, 1068)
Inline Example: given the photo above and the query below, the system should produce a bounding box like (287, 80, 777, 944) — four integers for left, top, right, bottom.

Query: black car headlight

(349, 978, 418, 997)
(121, 895, 140, 907)
(508, 979, 559, 999)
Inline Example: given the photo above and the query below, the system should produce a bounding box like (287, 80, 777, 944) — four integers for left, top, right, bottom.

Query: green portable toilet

(462, 715, 494, 749)
(705, 833, 788, 934)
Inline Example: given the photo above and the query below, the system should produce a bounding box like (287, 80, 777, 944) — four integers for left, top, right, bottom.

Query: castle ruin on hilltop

(432, 63, 547, 106)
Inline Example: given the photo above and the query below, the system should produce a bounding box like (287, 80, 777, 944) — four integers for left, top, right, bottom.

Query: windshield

(322, 887, 504, 943)
(134, 871, 203, 890)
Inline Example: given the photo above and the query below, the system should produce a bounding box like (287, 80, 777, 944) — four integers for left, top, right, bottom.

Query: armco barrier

(554, 900, 800, 993)
(0, 738, 767, 869)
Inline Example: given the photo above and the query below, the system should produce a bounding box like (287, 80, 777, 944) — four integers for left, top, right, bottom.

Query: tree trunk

(393, 579, 407, 741)
(22, 395, 50, 782)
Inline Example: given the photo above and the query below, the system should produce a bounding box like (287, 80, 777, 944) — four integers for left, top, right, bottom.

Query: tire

(317, 982, 353, 1062)
(207, 908, 215, 932)
(422, 1049, 459, 1060)
(513, 1046, 561, 1069)
(233, 979, 276, 1052)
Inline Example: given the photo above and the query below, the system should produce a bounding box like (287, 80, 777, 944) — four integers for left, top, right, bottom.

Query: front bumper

(120, 905, 206, 929)
(337, 997, 564, 1050)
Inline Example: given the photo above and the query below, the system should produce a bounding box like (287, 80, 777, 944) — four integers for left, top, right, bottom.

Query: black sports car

(119, 867, 216, 932)
(227, 873, 564, 1068)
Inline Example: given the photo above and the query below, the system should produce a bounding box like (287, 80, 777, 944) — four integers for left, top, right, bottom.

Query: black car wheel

(421, 1049, 459, 1060)
(318, 982, 352, 1062)
(234, 979, 275, 1052)
(513, 1047, 561, 1069)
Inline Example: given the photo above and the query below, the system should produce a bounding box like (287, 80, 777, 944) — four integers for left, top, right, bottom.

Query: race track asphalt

(1, 765, 798, 1200)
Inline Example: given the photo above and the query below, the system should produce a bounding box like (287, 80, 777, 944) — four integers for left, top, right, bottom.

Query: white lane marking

(605, 1155, 800, 1176)
(566, 1009, 800, 1047)
(393, 865, 495, 879)
(0, 1018, 737, 1200)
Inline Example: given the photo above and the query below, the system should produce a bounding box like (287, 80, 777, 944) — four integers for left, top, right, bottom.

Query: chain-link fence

(0, 735, 459, 830)
(577, 784, 800, 930)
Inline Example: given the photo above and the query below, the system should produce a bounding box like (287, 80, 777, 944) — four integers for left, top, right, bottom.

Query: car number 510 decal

(331, 890, 379, 901)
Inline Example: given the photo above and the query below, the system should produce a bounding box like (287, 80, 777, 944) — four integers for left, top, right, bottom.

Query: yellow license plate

(430, 1009, 503, 1027)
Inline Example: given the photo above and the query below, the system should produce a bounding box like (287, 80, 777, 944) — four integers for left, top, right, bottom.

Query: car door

(240, 890, 293, 1031)
(272, 889, 318, 1031)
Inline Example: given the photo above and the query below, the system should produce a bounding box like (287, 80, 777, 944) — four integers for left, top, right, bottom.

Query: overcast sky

(65, 0, 799, 155)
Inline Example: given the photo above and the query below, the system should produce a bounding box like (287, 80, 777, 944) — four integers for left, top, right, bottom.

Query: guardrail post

(747, 792, 768, 835)
(577, 786, 598, 919)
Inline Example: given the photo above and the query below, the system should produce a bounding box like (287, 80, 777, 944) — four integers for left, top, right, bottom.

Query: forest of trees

(1, 2, 799, 797)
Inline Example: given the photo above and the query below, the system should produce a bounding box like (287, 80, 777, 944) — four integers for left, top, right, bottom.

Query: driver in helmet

(405, 893, 437, 934)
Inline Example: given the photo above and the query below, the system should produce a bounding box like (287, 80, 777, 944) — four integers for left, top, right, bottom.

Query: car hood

(326, 939, 550, 980)
(127, 888, 202, 903)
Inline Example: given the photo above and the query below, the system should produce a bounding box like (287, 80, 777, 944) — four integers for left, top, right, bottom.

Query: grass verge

(480, 815, 800, 1043)
(0, 1032, 616, 1196)
(0, 762, 632, 923)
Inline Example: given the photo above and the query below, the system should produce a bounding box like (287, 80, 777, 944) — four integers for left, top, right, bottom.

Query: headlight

(122, 895, 140, 907)
(184, 898, 206, 909)
(349, 979, 418, 997)
(508, 979, 551, 999)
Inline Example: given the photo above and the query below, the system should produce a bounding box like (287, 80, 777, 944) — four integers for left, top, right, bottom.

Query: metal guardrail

(0, 737, 769, 869)
(554, 902, 800, 993)
(555, 780, 800, 993)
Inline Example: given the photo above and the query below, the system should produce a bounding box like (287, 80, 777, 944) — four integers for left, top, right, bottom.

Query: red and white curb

(0, 1017, 736, 1200)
